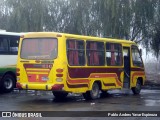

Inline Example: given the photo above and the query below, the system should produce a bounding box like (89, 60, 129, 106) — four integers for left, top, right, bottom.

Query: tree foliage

(0, 0, 160, 57)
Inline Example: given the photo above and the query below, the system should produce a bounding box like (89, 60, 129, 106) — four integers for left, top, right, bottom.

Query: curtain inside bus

(89, 42, 99, 65)
(68, 41, 79, 65)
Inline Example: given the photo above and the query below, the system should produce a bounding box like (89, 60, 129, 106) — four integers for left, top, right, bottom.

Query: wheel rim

(135, 81, 141, 93)
(136, 81, 141, 90)
(91, 83, 99, 98)
(4, 78, 13, 89)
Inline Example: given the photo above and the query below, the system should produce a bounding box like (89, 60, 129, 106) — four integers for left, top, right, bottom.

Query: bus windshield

(20, 38, 57, 60)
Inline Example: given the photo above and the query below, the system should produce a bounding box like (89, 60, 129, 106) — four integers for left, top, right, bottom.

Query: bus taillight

(56, 74, 63, 77)
(16, 68, 20, 76)
(56, 68, 63, 73)
(16, 82, 22, 89)
(56, 68, 63, 82)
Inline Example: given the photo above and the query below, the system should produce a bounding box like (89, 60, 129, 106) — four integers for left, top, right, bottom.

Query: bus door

(123, 47, 131, 88)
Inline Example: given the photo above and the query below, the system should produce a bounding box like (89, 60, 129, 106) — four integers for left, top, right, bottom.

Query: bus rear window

(21, 38, 57, 60)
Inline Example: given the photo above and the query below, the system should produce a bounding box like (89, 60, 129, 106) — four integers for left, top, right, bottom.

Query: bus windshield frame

(20, 38, 58, 60)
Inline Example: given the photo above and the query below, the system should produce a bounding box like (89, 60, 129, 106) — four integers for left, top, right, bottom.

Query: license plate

(42, 77, 49, 81)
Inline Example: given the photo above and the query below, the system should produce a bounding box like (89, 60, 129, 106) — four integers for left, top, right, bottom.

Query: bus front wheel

(132, 80, 142, 95)
(52, 91, 68, 99)
(83, 82, 100, 100)
(0, 74, 15, 93)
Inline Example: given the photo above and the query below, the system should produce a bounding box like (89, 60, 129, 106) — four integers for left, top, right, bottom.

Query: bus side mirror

(139, 49, 142, 56)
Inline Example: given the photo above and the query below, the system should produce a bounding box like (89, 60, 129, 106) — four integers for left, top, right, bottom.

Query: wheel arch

(90, 80, 102, 90)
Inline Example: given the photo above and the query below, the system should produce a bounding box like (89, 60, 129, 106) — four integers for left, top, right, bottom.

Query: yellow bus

(16, 32, 146, 100)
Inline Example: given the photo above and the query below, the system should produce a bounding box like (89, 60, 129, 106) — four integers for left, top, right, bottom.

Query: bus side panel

(64, 67, 123, 93)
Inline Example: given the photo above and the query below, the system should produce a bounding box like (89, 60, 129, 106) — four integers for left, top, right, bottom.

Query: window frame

(105, 42, 123, 66)
(20, 37, 58, 60)
(131, 45, 144, 67)
(86, 41, 105, 66)
(0, 35, 20, 55)
(66, 39, 85, 66)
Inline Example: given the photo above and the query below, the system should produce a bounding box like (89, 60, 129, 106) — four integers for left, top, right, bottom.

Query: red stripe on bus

(68, 67, 122, 79)
(67, 73, 122, 87)
(132, 72, 145, 83)
(89, 73, 117, 78)
(26, 70, 50, 73)
(67, 75, 89, 84)
(66, 82, 88, 88)
(115, 77, 122, 87)
(103, 83, 116, 87)
(90, 73, 122, 87)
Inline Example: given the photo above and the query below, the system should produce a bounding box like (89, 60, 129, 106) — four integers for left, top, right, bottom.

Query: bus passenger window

(67, 39, 85, 66)
(0, 38, 8, 53)
(106, 43, 122, 66)
(86, 41, 105, 66)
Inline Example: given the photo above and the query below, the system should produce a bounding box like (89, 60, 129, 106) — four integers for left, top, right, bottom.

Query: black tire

(0, 74, 15, 93)
(132, 80, 141, 95)
(83, 82, 100, 100)
(52, 91, 68, 99)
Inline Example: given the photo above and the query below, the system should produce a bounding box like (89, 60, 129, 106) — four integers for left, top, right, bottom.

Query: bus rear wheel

(132, 79, 142, 95)
(83, 82, 100, 100)
(52, 91, 68, 99)
(0, 74, 15, 93)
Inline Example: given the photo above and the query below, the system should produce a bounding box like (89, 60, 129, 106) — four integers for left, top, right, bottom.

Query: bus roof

(63, 33, 135, 44)
(0, 32, 24, 36)
(23, 32, 136, 44)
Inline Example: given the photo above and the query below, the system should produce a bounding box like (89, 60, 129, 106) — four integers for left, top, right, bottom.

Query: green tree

(5, 0, 48, 32)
